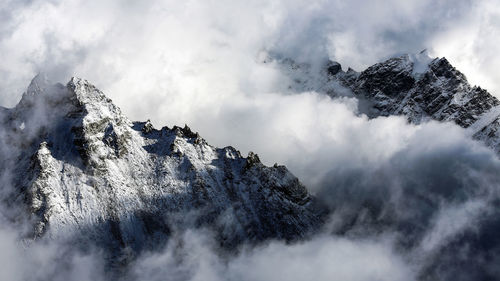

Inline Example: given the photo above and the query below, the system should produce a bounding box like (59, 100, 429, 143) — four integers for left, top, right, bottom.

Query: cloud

(430, 0, 500, 95)
(0, 222, 106, 281)
(131, 230, 415, 281)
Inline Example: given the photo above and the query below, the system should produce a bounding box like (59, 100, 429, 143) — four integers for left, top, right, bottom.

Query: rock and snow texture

(3, 54, 500, 280)
(270, 51, 500, 153)
(0, 75, 323, 257)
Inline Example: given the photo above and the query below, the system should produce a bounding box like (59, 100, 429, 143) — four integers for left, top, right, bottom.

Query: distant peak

(26, 72, 51, 96)
(16, 73, 53, 109)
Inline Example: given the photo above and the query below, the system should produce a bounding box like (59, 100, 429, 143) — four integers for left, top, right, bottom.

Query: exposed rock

(325, 61, 342, 76)
(273, 53, 500, 153)
(141, 119, 154, 134)
(0, 76, 324, 262)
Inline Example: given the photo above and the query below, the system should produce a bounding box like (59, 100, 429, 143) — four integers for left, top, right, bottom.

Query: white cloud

(430, 0, 500, 95)
(131, 230, 415, 281)
(0, 223, 105, 281)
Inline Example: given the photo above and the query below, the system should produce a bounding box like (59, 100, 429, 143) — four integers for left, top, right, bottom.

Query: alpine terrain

(2, 51, 500, 280)
(262, 51, 500, 281)
(269, 50, 500, 153)
(0, 74, 323, 263)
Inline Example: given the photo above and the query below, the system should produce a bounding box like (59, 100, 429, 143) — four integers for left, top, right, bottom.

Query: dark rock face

(361, 57, 500, 153)
(351, 56, 500, 126)
(357, 56, 416, 98)
(326, 61, 342, 76)
(274, 53, 500, 153)
(268, 52, 500, 280)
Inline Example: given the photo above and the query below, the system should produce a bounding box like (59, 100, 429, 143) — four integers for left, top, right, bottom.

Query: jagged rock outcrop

(264, 52, 500, 281)
(0, 75, 324, 258)
(348, 54, 500, 128)
(270, 51, 500, 153)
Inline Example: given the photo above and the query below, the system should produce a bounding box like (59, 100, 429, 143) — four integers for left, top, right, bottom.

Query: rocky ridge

(268, 51, 500, 153)
(0, 75, 323, 258)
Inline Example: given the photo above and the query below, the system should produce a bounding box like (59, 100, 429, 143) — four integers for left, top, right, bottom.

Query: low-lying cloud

(0, 223, 105, 281)
(131, 230, 414, 281)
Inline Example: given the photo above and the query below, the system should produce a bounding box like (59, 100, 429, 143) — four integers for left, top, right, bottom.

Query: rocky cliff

(0, 75, 323, 261)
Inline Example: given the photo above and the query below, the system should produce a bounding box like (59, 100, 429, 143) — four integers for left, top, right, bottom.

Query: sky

(1, 0, 500, 280)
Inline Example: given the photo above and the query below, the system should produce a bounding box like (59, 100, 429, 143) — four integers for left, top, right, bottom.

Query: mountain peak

(427, 56, 467, 82)
(0, 75, 323, 260)
(67, 77, 129, 125)
(272, 52, 500, 152)
(26, 73, 50, 96)
(17, 73, 54, 109)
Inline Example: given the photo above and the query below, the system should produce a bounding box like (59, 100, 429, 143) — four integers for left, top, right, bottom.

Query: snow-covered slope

(269, 51, 500, 153)
(0, 75, 323, 258)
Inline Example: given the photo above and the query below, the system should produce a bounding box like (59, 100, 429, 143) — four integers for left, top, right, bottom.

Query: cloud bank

(130, 231, 414, 281)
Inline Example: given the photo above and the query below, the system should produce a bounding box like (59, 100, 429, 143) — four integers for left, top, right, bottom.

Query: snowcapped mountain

(0, 75, 323, 258)
(270, 50, 500, 153)
(3, 52, 500, 280)
(261, 52, 500, 280)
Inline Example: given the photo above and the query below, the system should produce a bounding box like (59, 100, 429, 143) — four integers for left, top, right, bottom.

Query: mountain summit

(2, 54, 500, 280)
(0, 76, 323, 259)
(272, 52, 500, 153)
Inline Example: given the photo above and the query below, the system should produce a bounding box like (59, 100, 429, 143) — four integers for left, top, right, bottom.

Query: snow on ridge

(0, 75, 324, 256)
(467, 105, 500, 135)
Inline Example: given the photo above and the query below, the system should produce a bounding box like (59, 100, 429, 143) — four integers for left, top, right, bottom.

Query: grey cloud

(130, 230, 414, 281)
(0, 221, 106, 281)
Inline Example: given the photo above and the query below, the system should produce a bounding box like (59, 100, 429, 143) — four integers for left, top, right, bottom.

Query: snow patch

(466, 105, 500, 135)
